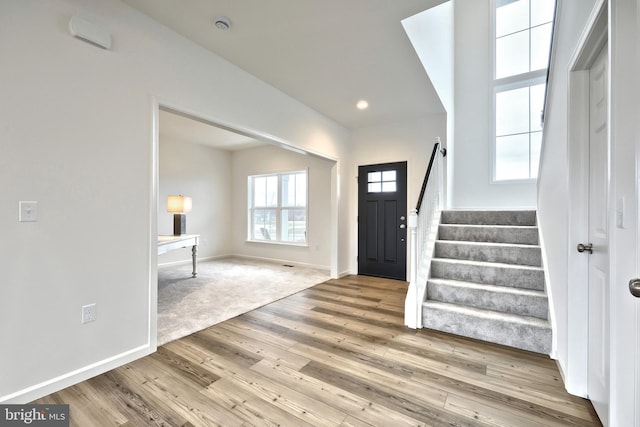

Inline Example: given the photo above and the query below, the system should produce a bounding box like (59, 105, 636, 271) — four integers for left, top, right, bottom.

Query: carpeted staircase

(422, 210, 552, 354)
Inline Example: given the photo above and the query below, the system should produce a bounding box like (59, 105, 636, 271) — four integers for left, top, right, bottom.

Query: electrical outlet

(82, 303, 97, 324)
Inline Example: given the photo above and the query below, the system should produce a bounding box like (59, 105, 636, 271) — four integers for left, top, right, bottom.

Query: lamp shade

(167, 195, 192, 213)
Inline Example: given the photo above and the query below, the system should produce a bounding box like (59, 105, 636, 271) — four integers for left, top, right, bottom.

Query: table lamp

(167, 195, 192, 235)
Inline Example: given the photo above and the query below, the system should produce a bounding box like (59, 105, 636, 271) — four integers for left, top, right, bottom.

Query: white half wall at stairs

(405, 141, 446, 329)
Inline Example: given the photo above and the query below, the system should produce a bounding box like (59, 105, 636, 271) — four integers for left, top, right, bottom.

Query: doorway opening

(150, 101, 339, 346)
(566, 2, 608, 421)
(357, 161, 408, 281)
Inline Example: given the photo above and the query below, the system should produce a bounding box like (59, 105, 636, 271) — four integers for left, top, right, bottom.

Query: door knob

(577, 243, 593, 254)
(629, 279, 640, 298)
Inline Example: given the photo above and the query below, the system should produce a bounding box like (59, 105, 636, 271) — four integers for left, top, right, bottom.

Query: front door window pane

(368, 172, 381, 183)
(368, 169, 397, 193)
(382, 182, 397, 192)
(368, 182, 381, 193)
(382, 170, 396, 181)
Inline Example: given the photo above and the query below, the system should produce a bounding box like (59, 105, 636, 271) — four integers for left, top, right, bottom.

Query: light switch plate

(19, 201, 38, 222)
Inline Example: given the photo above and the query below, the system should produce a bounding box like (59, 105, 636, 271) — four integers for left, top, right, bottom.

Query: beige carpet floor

(157, 256, 330, 345)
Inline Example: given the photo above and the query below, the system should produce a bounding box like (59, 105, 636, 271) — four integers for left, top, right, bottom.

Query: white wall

(159, 138, 232, 264)
(402, 1, 454, 207)
(0, 0, 350, 402)
(452, 0, 536, 208)
(350, 114, 447, 276)
(402, 2, 453, 113)
(607, 1, 639, 424)
(230, 145, 334, 270)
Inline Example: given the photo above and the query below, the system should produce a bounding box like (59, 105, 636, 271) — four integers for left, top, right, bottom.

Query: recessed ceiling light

(213, 16, 231, 30)
(356, 100, 369, 110)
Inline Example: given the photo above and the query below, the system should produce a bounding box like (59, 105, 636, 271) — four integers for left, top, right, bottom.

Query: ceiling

(122, 0, 446, 131)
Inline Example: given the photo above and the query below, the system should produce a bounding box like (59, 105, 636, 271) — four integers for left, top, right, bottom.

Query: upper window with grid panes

(493, 0, 555, 181)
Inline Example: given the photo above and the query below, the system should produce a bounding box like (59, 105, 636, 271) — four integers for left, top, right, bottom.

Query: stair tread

(432, 257, 544, 271)
(440, 224, 538, 229)
(422, 300, 551, 328)
(428, 278, 546, 297)
(441, 210, 537, 226)
(436, 240, 541, 249)
(443, 209, 537, 212)
(438, 224, 540, 245)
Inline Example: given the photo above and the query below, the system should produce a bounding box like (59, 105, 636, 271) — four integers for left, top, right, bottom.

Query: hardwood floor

(34, 275, 601, 426)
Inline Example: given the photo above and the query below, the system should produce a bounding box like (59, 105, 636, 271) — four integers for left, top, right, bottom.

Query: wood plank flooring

(34, 275, 602, 426)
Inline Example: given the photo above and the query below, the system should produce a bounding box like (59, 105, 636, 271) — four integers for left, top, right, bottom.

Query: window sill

(491, 178, 537, 185)
(245, 239, 309, 248)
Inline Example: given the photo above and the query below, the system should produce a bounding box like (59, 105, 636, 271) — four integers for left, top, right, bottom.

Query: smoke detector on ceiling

(213, 16, 231, 30)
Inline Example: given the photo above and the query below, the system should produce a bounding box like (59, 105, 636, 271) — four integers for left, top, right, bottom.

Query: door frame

(566, 0, 608, 398)
(357, 161, 408, 281)
(149, 97, 341, 347)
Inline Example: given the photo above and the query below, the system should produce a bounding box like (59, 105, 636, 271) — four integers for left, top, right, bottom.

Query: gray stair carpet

(422, 210, 551, 354)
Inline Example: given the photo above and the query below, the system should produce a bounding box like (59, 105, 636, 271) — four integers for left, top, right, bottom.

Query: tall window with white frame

(248, 170, 307, 244)
(493, 0, 555, 181)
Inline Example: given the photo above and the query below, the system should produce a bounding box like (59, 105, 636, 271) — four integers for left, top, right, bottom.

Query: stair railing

(405, 138, 446, 329)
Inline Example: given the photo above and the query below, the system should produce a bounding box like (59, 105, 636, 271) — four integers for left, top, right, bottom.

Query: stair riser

(422, 306, 552, 354)
(434, 242, 541, 267)
(427, 281, 548, 319)
(441, 210, 536, 226)
(431, 260, 545, 291)
(423, 209, 551, 354)
(438, 225, 539, 245)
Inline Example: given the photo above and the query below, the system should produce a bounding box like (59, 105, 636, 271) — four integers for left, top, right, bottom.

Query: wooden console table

(157, 234, 200, 277)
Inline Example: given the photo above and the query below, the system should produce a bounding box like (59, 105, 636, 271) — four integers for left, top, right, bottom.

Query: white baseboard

(7, 256, 328, 404)
(230, 254, 330, 273)
(157, 254, 228, 268)
(0, 344, 153, 404)
(159, 254, 330, 274)
(337, 269, 353, 278)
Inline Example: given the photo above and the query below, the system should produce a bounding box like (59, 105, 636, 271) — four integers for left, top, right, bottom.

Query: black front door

(357, 161, 407, 280)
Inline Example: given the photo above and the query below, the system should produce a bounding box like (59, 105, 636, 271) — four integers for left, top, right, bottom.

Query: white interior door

(636, 280, 640, 427)
(636, 102, 640, 427)
(586, 45, 609, 423)
(637, 297, 640, 427)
